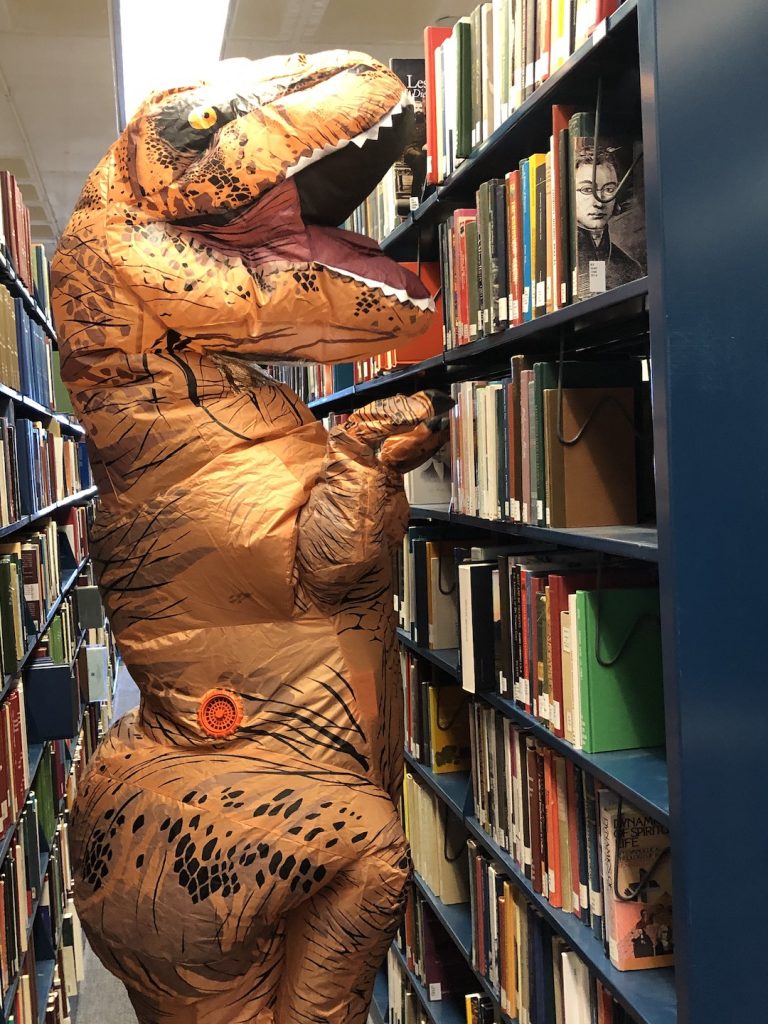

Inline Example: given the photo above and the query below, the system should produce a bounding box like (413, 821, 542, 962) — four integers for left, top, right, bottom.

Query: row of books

(426, 2, 625, 184)
(398, 884, 478, 1003)
(402, 652, 470, 775)
(449, 357, 653, 529)
(395, 527, 665, 753)
(0, 507, 91, 680)
(0, 760, 71, 999)
(457, 547, 664, 752)
(1, 417, 90, 524)
(0, 172, 54, 320)
(469, 701, 672, 970)
(466, 854, 643, 1022)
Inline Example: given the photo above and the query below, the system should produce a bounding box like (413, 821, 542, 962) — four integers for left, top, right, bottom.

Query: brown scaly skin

(52, 52, 448, 1024)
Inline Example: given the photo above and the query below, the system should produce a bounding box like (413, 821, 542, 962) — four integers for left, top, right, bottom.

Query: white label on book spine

(409, 196, 419, 211)
(548, 868, 556, 892)
(519, 677, 530, 704)
(538, 692, 550, 721)
(522, 501, 528, 522)
(537, 499, 544, 521)
(498, 296, 508, 321)
(572, 268, 578, 295)
(483, 309, 490, 327)
(561, 282, 567, 305)
(504, 499, 510, 518)
(535, 281, 545, 308)
(593, 18, 608, 44)
(522, 287, 530, 314)
(512, 499, 521, 521)
(590, 890, 604, 917)
(512, 298, 519, 322)
(551, 700, 562, 730)
(393, 595, 399, 611)
(580, 883, 589, 908)
(589, 259, 607, 293)
(429, 983, 442, 1001)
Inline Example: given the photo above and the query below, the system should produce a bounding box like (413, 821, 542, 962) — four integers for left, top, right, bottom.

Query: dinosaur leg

(274, 831, 409, 1024)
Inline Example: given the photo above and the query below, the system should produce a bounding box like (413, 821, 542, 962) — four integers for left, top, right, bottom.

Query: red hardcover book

(7, 689, 27, 817)
(454, 211, 476, 346)
(535, 0, 552, 87)
(525, 737, 543, 894)
(392, 262, 444, 364)
(423, 26, 453, 185)
(0, 707, 11, 835)
(575, 0, 619, 48)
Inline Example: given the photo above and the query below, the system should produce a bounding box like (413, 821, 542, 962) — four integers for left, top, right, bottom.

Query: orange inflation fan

(51, 50, 451, 1024)
(198, 689, 243, 738)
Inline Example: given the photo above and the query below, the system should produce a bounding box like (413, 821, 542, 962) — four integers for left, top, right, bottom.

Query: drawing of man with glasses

(573, 143, 644, 298)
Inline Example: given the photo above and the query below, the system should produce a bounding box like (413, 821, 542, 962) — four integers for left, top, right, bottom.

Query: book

(599, 790, 674, 971)
(575, 587, 665, 753)
(568, 112, 646, 301)
(389, 59, 427, 217)
(543, 386, 637, 527)
(424, 27, 453, 185)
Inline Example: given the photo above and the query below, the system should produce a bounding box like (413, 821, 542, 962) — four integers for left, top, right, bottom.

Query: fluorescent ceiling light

(116, 0, 231, 128)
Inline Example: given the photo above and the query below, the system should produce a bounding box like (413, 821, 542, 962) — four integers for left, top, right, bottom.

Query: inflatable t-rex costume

(51, 52, 449, 1024)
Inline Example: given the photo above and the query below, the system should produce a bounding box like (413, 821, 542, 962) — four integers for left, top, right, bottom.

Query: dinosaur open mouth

(288, 91, 415, 227)
(183, 90, 432, 314)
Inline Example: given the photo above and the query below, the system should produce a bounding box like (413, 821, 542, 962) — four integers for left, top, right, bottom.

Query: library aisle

(70, 665, 139, 1024)
(69, 667, 377, 1024)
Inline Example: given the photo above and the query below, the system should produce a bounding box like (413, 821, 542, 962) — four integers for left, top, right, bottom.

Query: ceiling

(0, 0, 472, 257)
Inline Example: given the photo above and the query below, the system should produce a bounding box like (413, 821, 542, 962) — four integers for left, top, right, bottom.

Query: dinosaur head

(100, 51, 434, 363)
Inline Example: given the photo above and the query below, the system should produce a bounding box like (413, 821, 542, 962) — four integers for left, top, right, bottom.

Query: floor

(71, 664, 376, 1024)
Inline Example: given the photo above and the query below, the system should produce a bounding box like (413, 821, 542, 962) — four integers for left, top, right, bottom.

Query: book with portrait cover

(388, 59, 427, 217)
(599, 789, 674, 971)
(568, 112, 646, 301)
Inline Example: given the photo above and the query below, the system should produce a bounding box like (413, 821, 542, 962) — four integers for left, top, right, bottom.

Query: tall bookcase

(0, 236, 114, 1023)
(307, 1, 765, 1022)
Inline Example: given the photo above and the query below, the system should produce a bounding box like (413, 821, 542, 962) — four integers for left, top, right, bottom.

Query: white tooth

(367, 124, 380, 139)
(352, 134, 367, 148)
(379, 114, 393, 129)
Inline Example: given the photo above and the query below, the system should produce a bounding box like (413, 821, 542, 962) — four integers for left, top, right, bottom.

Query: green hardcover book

(0, 556, 11, 675)
(34, 745, 57, 844)
(48, 615, 64, 664)
(455, 18, 473, 159)
(575, 588, 665, 753)
(477, 180, 493, 336)
(470, 4, 484, 148)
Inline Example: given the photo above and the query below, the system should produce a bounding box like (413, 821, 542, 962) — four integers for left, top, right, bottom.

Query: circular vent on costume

(198, 689, 243, 738)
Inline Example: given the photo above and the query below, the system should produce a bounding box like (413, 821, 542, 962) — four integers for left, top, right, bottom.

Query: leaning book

(568, 112, 646, 301)
(599, 789, 674, 971)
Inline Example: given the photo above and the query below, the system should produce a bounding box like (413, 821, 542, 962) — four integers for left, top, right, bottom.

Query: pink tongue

(181, 178, 431, 302)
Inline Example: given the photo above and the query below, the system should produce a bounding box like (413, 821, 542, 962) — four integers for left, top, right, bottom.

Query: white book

(561, 949, 592, 1024)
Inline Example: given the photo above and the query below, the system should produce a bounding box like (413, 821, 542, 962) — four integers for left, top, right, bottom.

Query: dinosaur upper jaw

(181, 90, 433, 317)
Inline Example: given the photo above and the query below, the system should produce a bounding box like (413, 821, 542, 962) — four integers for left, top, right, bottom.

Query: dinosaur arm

(296, 392, 451, 609)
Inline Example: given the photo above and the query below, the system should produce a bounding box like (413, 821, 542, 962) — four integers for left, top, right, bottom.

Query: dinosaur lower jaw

(184, 177, 433, 311)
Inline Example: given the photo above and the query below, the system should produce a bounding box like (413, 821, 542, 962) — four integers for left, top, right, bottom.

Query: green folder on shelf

(575, 587, 665, 753)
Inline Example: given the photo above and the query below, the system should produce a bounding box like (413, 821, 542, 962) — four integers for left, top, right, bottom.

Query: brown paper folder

(544, 387, 637, 527)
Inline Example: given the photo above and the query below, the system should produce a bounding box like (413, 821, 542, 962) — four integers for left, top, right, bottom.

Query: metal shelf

(308, 280, 649, 417)
(390, 944, 467, 1024)
(399, 630, 669, 823)
(0, 250, 57, 343)
(411, 873, 514, 1024)
(408, 504, 658, 562)
(404, 753, 676, 1024)
(0, 486, 97, 542)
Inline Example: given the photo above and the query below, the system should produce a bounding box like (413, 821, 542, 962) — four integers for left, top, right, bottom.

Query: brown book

(544, 386, 637, 527)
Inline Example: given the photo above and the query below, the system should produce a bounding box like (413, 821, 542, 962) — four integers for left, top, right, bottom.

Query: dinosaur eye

(188, 106, 218, 131)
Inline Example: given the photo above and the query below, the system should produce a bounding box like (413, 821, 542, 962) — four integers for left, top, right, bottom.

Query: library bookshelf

(0, 220, 114, 1021)
(306, 1, 765, 1022)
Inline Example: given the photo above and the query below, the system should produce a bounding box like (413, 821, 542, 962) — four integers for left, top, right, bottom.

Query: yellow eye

(188, 106, 217, 131)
